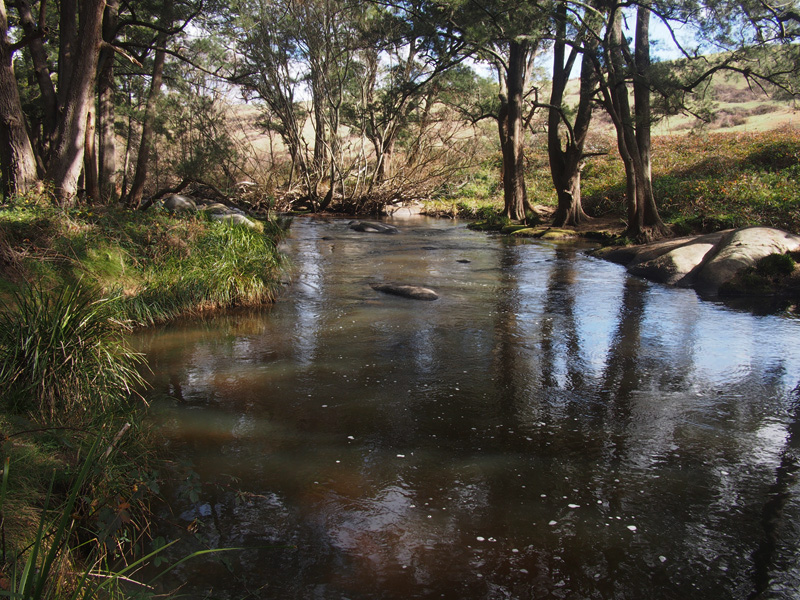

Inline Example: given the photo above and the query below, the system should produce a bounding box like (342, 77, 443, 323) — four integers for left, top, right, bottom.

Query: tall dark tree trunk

(601, 3, 667, 241)
(15, 0, 57, 157)
(499, 41, 532, 221)
(549, 1, 594, 227)
(633, 3, 665, 237)
(57, 0, 77, 113)
(46, 0, 105, 204)
(127, 32, 168, 208)
(98, 0, 120, 201)
(0, 0, 38, 196)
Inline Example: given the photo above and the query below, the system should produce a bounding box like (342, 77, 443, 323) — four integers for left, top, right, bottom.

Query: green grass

(573, 129, 800, 234)
(0, 282, 146, 424)
(0, 203, 287, 326)
(432, 127, 800, 234)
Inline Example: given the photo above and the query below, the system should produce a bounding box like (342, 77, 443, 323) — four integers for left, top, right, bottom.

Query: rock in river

(597, 226, 800, 296)
(349, 221, 399, 234)
(371, 283, 439, 301)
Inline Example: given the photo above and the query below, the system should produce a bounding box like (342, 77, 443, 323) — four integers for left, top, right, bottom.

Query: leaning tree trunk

(15, 0, 57, 158)
(0, 0, 38, 196)
(127, 32, 168, 209)
(500, 41, 532, 221)
(46, 0, 105, 205)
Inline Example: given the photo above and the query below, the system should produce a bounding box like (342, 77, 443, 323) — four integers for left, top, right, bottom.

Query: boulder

(202, 202, 233, 215)
(385, 203, 423, 218)
(687, 227, 800, 295)
(627, 232, 728, 285)
(349, 220, 399, 234)
(597, 227, 800, 297)
(163, 194, 197, 213)
(371, 283, 439, 301)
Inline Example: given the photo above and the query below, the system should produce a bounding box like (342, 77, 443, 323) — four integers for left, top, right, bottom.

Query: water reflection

(135, 217, 800, 599)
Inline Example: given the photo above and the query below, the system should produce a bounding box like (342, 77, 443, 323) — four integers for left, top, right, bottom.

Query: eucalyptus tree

(0, 0, 106, 203)
(0, 0, 38, 196)
(547, 0, 599, 227)
(582, 0, 800, 240)
(426, 0, 552, 221)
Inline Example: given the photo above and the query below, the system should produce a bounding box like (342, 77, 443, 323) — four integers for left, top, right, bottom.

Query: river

(134, 215, 800, 599)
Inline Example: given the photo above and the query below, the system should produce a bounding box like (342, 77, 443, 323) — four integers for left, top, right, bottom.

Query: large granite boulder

(597, 227, 800, 296)
(688, 228, 800, 295)
(210, 212, 257, 229)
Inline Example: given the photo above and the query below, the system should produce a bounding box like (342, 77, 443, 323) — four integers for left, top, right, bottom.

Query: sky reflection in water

(136, 216, 800, 599)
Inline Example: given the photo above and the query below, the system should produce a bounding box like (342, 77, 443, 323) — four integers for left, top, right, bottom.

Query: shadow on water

(133, 216, 800, 599)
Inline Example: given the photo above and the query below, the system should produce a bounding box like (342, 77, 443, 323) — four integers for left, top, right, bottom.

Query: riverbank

(0, 199, 287, 596)
(422, 128, 800, 236)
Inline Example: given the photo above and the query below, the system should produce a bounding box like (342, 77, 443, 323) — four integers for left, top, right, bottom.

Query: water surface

(136, 216, 800, 599)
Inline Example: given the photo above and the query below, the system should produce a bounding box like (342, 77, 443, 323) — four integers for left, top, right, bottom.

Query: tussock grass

(0, 282, 146, 425)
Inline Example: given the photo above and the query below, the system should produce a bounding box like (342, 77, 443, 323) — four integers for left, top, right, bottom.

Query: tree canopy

(0, 0, 798, 239)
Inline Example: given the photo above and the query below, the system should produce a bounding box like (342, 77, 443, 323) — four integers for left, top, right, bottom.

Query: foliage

(756, 252, 796, 277)
(0, 430, 226, 599)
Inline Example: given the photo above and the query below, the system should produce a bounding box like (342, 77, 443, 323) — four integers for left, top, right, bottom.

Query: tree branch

(100, 40, 143, 67)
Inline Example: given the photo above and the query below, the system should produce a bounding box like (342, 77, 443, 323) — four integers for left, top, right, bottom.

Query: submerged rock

(371, 283, 439, 301)
(597, 226, 800, 296)
(349, 221, 399, 234)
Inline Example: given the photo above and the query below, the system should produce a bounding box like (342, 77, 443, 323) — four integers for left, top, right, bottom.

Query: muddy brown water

(134, 216, 800, 599)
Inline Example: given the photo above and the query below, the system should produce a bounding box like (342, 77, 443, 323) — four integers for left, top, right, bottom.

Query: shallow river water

(135, 216, 800, 599)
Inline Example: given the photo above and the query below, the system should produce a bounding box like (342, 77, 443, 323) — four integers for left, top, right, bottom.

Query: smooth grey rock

(210, 213, 257, 228)
(688, 227, 800, 295)
(163, 194, 197, 213)
(349, 220, 399, 234)
(628, 233, 728, 285)
(201, 202, 231, 215)
(371, 283, 439, 301)
(598, 226, 800, 297)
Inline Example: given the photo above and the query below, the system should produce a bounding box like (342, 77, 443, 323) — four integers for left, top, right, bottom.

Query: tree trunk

(15, 0, 57, 157)
(84, 104, 100, 201)
(98, 0, 120, 201)
(606, 8, 640, 231)
(632, 3, 666, 239)
(127, 32, 168, 208)
(46, 0, 105, 205)
(500, 41, 531, 221)
(549, 1, 593, 227)
(0, 0, 38, 196)
(57, 0, 77, 113)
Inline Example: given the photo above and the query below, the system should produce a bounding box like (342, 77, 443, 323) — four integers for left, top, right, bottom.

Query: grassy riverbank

(427, 128, 800, 235)
(0, 199, 287, 596)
